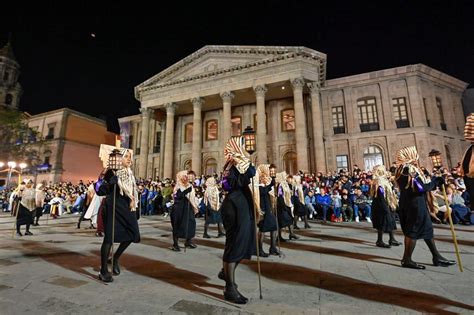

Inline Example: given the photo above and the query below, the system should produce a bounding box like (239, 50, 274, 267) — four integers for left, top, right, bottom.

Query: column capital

(220, 91, 235, 102)
(139, 107, 153, 118)
(164, 103, 177, 114)
(291, 77, 305, 91)
(191, 97, 205, 109)
(307, 81, 321, 93)
(253, 85, 268, 97)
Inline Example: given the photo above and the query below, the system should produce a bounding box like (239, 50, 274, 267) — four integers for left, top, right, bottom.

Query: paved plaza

(0, 212, 473, 314)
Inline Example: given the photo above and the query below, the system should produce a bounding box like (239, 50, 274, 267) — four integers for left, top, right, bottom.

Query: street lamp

(242, 126, 256, 155)
(428, 149, 442, 169)
(6, 161, 17, 188)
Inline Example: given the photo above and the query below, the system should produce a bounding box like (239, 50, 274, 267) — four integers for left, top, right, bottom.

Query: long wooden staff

(110, 176, 117, 270)
(12, 174, 22, 237)
(251, 176, 263, 299)
(272, 184, 282, 257)
(440, 184, 463, 272)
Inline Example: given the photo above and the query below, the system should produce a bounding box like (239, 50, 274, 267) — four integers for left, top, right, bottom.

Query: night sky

(1, 1, 473, 133)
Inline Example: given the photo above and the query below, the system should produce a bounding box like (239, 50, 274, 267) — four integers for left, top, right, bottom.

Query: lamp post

(6, 161, 17, 188)
(108, 149, 123, 273)
(427, 149, 463, 272)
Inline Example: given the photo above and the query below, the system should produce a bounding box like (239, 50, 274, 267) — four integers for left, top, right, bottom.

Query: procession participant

(33, 183, 46, 226)
(218, 136, 256, 304)
(97, 148, 140, 282)
(292, 175, 310, 229)
(275, 172, 298, 242)
(77, 181, 96, 229)
(370, 165, 401, 248)
(256, 164, 279, 256)
(170, 170, 197, 251)
(395, 146, 456, 269)
(16, 179, 36, 236)
(203, 176, 225, 238)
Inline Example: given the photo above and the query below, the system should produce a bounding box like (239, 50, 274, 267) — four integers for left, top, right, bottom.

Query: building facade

(123, 45, 469, 179)
(24, 108, 117, 184)
(0, 40, 22, 109)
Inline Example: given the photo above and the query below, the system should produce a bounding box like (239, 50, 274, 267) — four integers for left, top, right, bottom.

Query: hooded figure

(33, 183, 46, 226)
(15, 179, 36, 236)
(203, 176, 225, 238)
(218, 136, 256, 304)
(275, 172, 298, 241)
(395, 146, 455, 269)
(96, 148, 140, 283)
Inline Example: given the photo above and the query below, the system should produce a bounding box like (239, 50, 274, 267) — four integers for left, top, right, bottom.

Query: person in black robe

(370, 165, 401, 248)
(97, 149, 140, 283)
(395, 146, 455, 269)
(15, 180, 35, 236)
(170, 170, 197, 251)
(203, 176, 225, 238)
(218, 136, 256, 304)
(292, 175, 310, 229)
(275, 172, 298, 242)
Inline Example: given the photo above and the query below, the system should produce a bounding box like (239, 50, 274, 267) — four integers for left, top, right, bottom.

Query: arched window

(363, 145, 384, 171)
(281, 109, 295, 131)
(283, 151, 297, 175)
(206, 119, 218, 140)
(204, 158, 218, 175)
(183, 159, 192, 171)
(231, 116, 242, 136)
(184, 123, 193, 143)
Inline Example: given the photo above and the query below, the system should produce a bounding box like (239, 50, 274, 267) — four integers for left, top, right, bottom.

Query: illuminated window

(206, 119, 218, 140)
(231, 116, 241, 136)
(281, 109, 295, 131)
(184, 123, 193, 143)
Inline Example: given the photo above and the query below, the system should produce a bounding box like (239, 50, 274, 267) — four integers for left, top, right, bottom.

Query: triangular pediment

(137, 45, 326, 89)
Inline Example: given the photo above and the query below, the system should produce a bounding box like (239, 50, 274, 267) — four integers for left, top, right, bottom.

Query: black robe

(258, 179, 278, 232)
(277, 187, 293, 228)
(16, 203, 33, 226)
(462, 145, 474, 211)
(397, 167, 440, 239)
(221, 165, 256, 263)
(170, 186, 196, 239)
(371, 186, 397, 232)
(97, 174, 140, 244)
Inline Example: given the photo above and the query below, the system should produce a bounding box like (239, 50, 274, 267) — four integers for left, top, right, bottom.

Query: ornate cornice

(165, 103, 177, 114)
(139, 107, 153, 118)
(253, 85, 268, 97)
(220, 91, 235, 102)
(136, 46, 327, 98)
(191, 97, 205, 109)
(291, 77, 305, 90)
(307, 81, 321, 93)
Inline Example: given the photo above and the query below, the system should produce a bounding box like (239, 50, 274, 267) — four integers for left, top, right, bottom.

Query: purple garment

(94, 178, 103, 194)
(413, 177, 425, 193)
(222, 176, 232, 192)
(278, 185, 283, 197)
(378, 186, 385, 197)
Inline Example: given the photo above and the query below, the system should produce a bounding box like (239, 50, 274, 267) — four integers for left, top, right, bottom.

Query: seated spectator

(353, 187, 372, 223)
(331, 190, 342, 222)
(341, 192, 354, 222)
(316, 189, 331, 222)
(305, 190, 317, 219)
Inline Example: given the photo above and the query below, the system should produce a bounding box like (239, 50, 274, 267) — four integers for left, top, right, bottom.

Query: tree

(0, 106, 43, 166)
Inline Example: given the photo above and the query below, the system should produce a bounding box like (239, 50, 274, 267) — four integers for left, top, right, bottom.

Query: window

(231, 116, 241, 136)
(253, 113, 268, 133)
(184, 160, 192, 171)
(363, 145, 384, 171)
(281, 109, 295, 131)
(184, 123, 193, 143)
(5, 94, 13, 105)
(204, 158, 218, 175)
(336, 155, 348, 172)
(206, 120, 218, 140)
(332, 106, 345, 134)
(136, 130, 141, 155)
(128, 135, 134, 150)
(154, 131, 161, 153)
(392, 97, 410, 128)
(423, 98, 431, 127)
(357, 97, 379, 132)
(46, 124, 55, 140)
(436, 97, 446, 130)
(44, 156, 50, 165)
(283, 151, 297, 175)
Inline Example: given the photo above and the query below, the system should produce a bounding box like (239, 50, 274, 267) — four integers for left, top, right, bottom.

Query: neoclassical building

(120, 45, 469, 179)
(0, 40, 22, 109)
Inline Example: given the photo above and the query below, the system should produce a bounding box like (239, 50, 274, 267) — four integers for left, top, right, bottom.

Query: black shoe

(203, 233, 211, 239)
(258, 250, 269, 258)
(269, 247, 280, 256)
(218, 270, 238, 289)
(376, 241, 391, 248)
(77, 222, 81, 229)
(185, 242, 197, 249)
(171, 245, 181, 252)
(16, 231, 23, 237)
(25, 231, 33, 236)
(401, 260, 426, 270)
(217, 232, 226, 238)
(289, 234, 299, 240)
(389, 240, 402, 246)
(304, 224, 311, 229)
(99, 271, 114, 283)
(224, 286, 247, 304)
(278, 236, 287, 243)
(95, 232, 103, 237)
(107, 258, 121, 275)
(433, 257, 456, 267)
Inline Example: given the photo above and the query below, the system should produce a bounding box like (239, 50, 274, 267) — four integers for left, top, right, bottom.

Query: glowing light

(91, 33, 96, 38)
(19, 163, 27, 169)
(7, 161, 16, 168)
(281, 86, 285, 90)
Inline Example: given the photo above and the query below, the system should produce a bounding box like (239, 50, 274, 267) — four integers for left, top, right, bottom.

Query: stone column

(159, 121, 166, 179)
(163, 103, 177, 179)
(291, 78, 309, 172)
(406, 76, 428, 127)
(138, 107, 153, 179)
(308, 82, 326, 173)
(191, 97, 204, 175)
(254, 85, 268, 164)
(220, 91, 234, 144)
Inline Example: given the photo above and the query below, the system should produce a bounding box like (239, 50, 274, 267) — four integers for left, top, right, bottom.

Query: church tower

(0, 39, 22, 109)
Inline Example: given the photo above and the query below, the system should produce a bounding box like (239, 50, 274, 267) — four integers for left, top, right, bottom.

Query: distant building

(0, 40, 22, 109)
(24, 108, 117, 184)
(120, 46, 470, 178)
(462, 88, 474, 117)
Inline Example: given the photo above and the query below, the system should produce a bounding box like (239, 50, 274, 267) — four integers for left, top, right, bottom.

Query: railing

(395, 119, 410, 128)
(153, 145, 160, 153)
(333, 126, 345, 134)
(359, 123, 380, 132)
